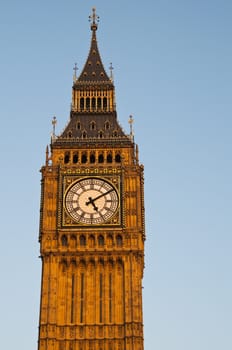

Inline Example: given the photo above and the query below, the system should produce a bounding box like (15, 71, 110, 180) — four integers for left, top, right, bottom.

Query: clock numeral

(70, 189, 80, 195)
(103, 206, 113, 212)
(66, 199, 78, 204)
(69, 207, 81, 215)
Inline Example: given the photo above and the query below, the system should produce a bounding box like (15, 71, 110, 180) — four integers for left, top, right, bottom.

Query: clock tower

(38, 8, 145, 350)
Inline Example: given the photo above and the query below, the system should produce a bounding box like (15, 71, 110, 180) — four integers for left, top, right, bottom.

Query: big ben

(38, 8, 145, 350)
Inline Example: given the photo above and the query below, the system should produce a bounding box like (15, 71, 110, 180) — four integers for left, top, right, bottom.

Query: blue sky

(0, 1, 231, 349)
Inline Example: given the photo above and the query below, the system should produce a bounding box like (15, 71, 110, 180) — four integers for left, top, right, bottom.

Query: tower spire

(73, 7, 111, 84)
(58, 8, 129, 141)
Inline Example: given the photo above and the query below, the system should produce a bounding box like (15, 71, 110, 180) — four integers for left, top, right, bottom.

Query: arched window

(92, 97, 96, 109)
(77, 121, 81, 130)
(82, 131, 87, 139)
(80, 235, 86, 246)
(61, 235, 68, 247)
(107, 153, 112, 163)
(68, 131, 72, 138)
(105, 121, 110, 130)
(88, 235, 95, 248)
(70, 235, 77, 249)
(90, 121, 96, 130)
(90, 153, 95, 163)
(103, 97, 107, 109)
(97, 97, 101, 109)
(64, 152, 70, 164)
(115, 153, 121, 163)
(73, 153, 78, 163)
(99, 131, 103, 139)
(116, 235, 123, 247)
(86, 97, 90, 109)
(80, 98, 84, 110)
(98, 235, 104, 246)
(60, 259, 67, 272)
(98, 153, 104, 163)
(107, 235, 113, 247)
(81, 153, 87, 163)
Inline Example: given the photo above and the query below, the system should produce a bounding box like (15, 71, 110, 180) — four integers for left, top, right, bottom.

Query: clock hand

(86, 188, 114, 207)
(86, 197, 98, 211)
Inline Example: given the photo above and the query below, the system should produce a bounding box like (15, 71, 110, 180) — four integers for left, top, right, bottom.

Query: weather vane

(89, 7, 99, 30)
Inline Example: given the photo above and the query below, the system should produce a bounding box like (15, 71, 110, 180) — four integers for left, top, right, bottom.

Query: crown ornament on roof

(89, 7, 99, 31)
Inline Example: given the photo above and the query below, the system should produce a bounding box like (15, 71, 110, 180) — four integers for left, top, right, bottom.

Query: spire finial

(73, 62, 78, 82)
(109, 62, 114, 82)
(51, 116, 57, 142)
(89, 7, 99, 31)
(128, 115, 134, 141)
(46, 145, 49, 166)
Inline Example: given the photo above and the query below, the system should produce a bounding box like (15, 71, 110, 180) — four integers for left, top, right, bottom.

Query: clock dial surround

(64, 177, 119, 225)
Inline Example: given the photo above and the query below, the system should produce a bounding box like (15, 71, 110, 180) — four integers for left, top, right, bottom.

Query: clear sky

(0, 1, 231, 349)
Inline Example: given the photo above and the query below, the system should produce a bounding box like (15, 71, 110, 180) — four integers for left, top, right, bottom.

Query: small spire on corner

(46, 145, 49, 166)
(73, 62, 78, 82)
(89, 7, 99, 31)
(128, 115, 134, 141)
(51, 116, 57, 142)
(109, 62, 114, 82)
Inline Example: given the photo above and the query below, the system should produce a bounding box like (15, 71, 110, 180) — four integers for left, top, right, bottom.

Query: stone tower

(38, 8, 145, 350)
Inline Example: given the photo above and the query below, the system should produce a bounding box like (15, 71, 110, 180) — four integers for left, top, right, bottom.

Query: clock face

(64, 177, 119, 225)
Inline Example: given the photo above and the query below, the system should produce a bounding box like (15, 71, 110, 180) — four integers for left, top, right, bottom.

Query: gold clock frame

(60, 173, 122, 227)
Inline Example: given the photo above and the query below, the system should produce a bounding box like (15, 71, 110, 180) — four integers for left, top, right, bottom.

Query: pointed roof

(76, 8, 112, 84)
(52, 8, 132, 147)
